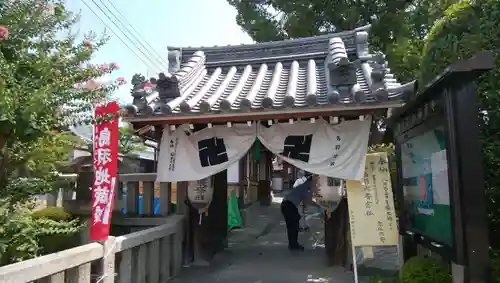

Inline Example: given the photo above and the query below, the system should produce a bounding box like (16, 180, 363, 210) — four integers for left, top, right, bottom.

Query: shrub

(34, 217, 83, 254)
(367, 276, 399, 283)
(491, 256, 500, 283)
(31, 206, 71, 221)
(1, 204, 85, 266)
(401, 256, 451, 283)
(0, 201, 41, 265)
(31, 207, 84, 255)
(418, 0, 500, 248)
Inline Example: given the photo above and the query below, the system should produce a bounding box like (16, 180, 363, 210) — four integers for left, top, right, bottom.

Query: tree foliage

(227, 0, 456, 82)
(84, 125, 146, 156)
(418, 0, 500, 248)
(0, 0, 123, 264)
(0, 0, 124, 201)
(0, 201, 83, 265)
(118, 126, 146, 155)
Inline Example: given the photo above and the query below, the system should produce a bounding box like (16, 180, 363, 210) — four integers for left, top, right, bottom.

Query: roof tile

(124, 25, 416, 118)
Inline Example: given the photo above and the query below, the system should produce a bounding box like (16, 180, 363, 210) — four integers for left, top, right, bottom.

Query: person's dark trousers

(280, 200, 302, 249)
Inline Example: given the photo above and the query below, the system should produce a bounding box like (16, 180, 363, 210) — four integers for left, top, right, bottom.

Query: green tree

(85, 125, 146, 156)
(0, 0, 124, 202)
(0, 0, 124, 263)
(418, 0, 500, 248)
(227, 0, 456, 82)
(118, 126, 146, 155)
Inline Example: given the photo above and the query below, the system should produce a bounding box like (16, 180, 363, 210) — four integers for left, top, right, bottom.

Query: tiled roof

(166, 25, 369, 66)
(124, 25, 415, 118)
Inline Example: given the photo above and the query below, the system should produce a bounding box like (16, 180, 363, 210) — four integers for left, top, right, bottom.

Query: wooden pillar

(158, 182, 171, 216)
(238, 156, 245, 210)
(257, 180, 270, 206)
(282, 162, 289, 190)
(76, 170, 93, 202)
(325, 198, 349, 267)
(446, 79, 490, 282)
(258, 151, 271, 206)
(211, 170, 228, 251)
(173, 181, 194, 267)
(239, 154, 250, 226)
(190, 170, 228, 264)
(142, 181, 154, 216)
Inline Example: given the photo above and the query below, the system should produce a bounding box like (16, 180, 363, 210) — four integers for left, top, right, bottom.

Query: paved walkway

(171, 194, 355, 283)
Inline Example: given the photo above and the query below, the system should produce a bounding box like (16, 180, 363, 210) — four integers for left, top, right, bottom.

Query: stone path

(170, 195, 355, 283)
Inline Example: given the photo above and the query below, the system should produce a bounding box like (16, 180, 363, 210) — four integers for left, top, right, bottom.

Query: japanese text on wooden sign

(90, 101, 119, 241)
(346, 152, 398, 246)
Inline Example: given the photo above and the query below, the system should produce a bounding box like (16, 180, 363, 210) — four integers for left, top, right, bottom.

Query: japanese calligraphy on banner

(90, 101, 119, 241)
(346, 152, 398, 246)
(258, 119, 371, 181)
(157, 119, 371, 182)
(157, 124, 256, 182)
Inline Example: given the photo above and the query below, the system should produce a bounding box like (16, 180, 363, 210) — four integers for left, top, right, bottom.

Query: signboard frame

(389, 51, 493, 282)
(394, 106, 455, 259)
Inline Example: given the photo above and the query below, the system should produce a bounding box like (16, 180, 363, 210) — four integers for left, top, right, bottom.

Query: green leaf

(418, 0, 500, 249)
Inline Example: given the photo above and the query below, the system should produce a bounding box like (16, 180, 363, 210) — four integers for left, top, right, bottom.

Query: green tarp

(227, 191, 242, 230)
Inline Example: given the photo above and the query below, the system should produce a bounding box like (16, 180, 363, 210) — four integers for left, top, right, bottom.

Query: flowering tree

(0, 0, 129, 263)
(0, 0, 125, 202)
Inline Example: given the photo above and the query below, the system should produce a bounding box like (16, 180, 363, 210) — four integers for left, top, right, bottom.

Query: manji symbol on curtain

(257, 119, 371, 181)
(90, 101, 119, 241)
(157, 124, 256, 182)
(156, 119, 371, 182)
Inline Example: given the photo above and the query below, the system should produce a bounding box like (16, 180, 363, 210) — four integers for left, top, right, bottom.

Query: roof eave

(123, 101, 404, 126)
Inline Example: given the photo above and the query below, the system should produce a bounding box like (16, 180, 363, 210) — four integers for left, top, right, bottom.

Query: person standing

(292, 170, 307, 188)
(280, 172, 314, 251)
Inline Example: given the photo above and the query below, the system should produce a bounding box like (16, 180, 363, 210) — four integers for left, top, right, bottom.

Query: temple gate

(122, 24, 415, 266)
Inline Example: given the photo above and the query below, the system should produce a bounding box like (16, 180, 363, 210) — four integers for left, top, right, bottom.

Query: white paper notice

(430, 150, 449, 205)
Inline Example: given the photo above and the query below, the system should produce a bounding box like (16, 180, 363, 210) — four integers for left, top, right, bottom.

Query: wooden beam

(123, 102, 404, 126)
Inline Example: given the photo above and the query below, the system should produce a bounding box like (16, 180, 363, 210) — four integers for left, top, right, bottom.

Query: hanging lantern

(314, 176, 345, 216)
(187, 177, 214, 224)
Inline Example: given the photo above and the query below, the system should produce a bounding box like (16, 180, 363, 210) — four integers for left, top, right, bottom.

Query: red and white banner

(91, 101, 119, 241)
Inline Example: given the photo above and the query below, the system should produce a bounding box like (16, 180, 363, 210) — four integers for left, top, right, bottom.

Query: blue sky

(66, 0, 253, 104)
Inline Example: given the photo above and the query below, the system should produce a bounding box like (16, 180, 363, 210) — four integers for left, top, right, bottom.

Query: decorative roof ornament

(167, 49, 181, 74)
(370, 52, 387, 82)
(156, 73, 181, 113)
(131, 74, 147, 96)
(325, 37, 361, 103)
(369, 51, 389, 102)
(355, 32, 390, 102)
(126, 74, 158, 115)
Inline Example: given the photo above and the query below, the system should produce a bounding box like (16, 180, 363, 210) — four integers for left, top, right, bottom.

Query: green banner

(227, 191, 242, 230)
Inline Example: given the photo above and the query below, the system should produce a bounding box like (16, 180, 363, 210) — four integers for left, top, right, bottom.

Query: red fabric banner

(90, 101, 119, 241)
